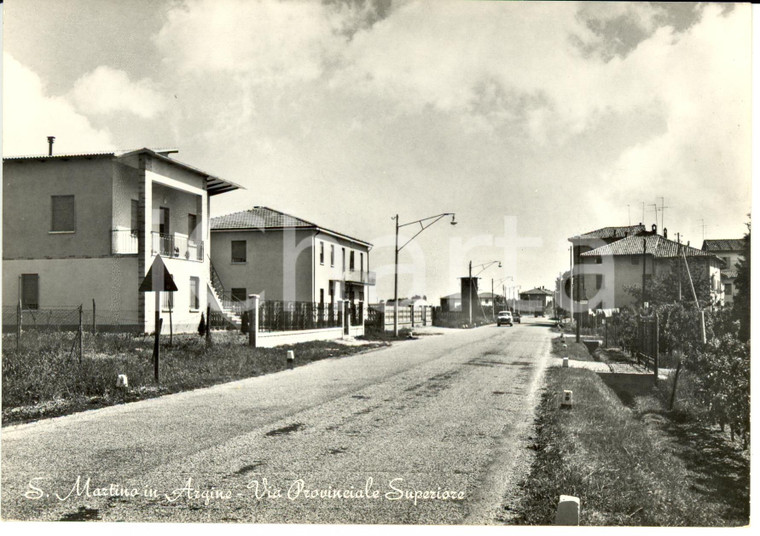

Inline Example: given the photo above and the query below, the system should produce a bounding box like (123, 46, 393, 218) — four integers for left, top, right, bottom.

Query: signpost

(139, 255, 178, 383)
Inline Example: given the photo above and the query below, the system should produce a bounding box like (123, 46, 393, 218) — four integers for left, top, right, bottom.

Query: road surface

(1, 319, 554, 524)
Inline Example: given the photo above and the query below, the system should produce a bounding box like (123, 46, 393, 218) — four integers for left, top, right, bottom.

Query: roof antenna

(47, 136, 55, 156)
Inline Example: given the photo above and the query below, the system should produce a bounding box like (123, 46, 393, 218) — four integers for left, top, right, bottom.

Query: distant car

(512, 311, 521, 323)
(497, 311, 513, 327)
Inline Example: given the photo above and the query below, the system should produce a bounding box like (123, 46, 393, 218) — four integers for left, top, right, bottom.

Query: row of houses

(439, 287, 553, 314)
(557, 223, 740, 315)
(2, 147, 374, 333)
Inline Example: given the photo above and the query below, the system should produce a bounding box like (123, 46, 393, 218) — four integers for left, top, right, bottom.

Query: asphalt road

(1, 318, 554, 524)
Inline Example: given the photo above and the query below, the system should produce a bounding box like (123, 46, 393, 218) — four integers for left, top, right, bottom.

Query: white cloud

(155, 0, 345, 85)
(69, 66, 166, 119)
(2, 53, 114, 156)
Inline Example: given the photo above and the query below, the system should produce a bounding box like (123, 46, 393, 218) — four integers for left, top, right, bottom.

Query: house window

(329, 281, 335, 301)
(631, 256, 640, 265)
(350, 251, 355, 271)
(596, 274, 603, 289)
(51, 195, 75, 232)
(190, 277, 200, 310)
(159, 207, 170, 235)
(162, 292, 174, 312)
(319, 288, 325, 305)
(21, 274, 39, 310)
(342, 248, 346, 271)
(360, 252, 364, 273)
(231, 288, 247, 302)
(725, 283, 733, 295)
(330, 245, 335, 267)
(320, 241, 324, 265)
(130, 200, 139, 235)
(231, 240, 246, 263)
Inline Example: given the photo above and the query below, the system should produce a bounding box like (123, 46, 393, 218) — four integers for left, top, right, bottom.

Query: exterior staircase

(207, 258, 244, 329)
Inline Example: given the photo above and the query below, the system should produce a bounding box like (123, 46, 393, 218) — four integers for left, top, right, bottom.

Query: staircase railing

(208, 256, 226, 299)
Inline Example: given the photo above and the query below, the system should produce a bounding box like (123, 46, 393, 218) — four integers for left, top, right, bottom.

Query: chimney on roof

(47, 136, 55, 156)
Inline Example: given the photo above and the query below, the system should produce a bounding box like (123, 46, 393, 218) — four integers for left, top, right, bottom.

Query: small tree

(198, 312, 207, 337)
(241, 310, 250, 334)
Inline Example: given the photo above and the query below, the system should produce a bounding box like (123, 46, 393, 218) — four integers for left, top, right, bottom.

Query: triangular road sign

(139, 255, 179, 292)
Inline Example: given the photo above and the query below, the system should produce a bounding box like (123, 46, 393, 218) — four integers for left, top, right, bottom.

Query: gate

(637, 312, 659, 379)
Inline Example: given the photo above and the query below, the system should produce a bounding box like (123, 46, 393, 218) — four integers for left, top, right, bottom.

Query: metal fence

(257, 301, 344, 332)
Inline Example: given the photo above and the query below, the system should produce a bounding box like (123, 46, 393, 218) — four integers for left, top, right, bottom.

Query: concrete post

(555, 495, 580, 525)
(561, 390, 573, 408)
(562, 357, 569, 368)
(248, 294, 260, 347)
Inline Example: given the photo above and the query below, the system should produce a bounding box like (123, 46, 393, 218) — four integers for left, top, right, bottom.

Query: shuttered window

(51, 195, 75, 232)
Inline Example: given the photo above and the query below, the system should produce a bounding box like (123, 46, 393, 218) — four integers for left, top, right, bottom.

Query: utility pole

(642, 237, 647, 308)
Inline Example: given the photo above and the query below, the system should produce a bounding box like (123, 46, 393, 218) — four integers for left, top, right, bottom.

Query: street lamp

(467, 260, 501, 325)
(393, 212, 457, 336)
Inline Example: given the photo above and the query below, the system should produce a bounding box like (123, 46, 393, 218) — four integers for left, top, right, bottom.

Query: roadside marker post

(562, 357, 569, 368)
(561, 390, 573, 408)
(139, 255, 178, 384)
(555, 495, 580, 525)
(287, 350, 295, 369)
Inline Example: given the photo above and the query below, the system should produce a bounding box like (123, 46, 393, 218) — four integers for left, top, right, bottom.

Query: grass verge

(551, 335, 595, 362)
(506, 367, 749, 526)
(2, 331, 388, 426)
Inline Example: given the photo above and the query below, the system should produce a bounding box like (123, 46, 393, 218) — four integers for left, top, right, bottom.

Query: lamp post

(393, 212, 457, 336)
(467, 260, 501, 325)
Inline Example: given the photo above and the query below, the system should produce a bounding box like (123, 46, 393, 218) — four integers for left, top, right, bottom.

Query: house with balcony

(209, 206, 373, 330)
(702, 238, 745, 305)
(2, 147, 241, 332)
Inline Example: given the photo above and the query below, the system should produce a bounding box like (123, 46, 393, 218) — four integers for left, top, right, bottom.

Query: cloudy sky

(2, 0, 753, 302)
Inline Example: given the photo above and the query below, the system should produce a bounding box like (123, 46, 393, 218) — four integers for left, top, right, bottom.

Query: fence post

(78, 304, 83, 363)
(205, 305, 212, 345)
(248, 294, 259, 347)
(16, 299, 22, 351)
(92, 298, 96, 335)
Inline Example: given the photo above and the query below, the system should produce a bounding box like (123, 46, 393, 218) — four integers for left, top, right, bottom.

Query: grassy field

(505, 367, 749, 526)
(2, 331, 387, 425)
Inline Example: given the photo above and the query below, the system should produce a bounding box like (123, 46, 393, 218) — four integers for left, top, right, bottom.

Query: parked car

(512, 311, 521, 323)
(497, 311, 513, 327)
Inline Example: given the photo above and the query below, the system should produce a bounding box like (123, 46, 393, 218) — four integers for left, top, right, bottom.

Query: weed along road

(2, 319, 553, 524)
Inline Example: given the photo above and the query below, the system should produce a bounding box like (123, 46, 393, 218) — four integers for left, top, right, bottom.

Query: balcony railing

(151, 232, 204, 261)
(111, 229, 139, 254)
(343, 270, 377, 286)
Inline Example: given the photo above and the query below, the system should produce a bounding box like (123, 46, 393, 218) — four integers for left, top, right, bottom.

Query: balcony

(343, 270, 376, 286)
(151, 232, 204, 261)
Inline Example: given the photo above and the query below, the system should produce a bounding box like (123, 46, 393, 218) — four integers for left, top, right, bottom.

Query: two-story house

(2, 147, 241, 332)
(578, 231, 724, 309)
(702, 238, 746, 305)
(209, 206, 374, 323)
(561, 224, 724, 313)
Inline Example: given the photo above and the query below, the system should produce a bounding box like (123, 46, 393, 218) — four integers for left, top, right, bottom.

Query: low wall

(255, 324, 364, 348)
